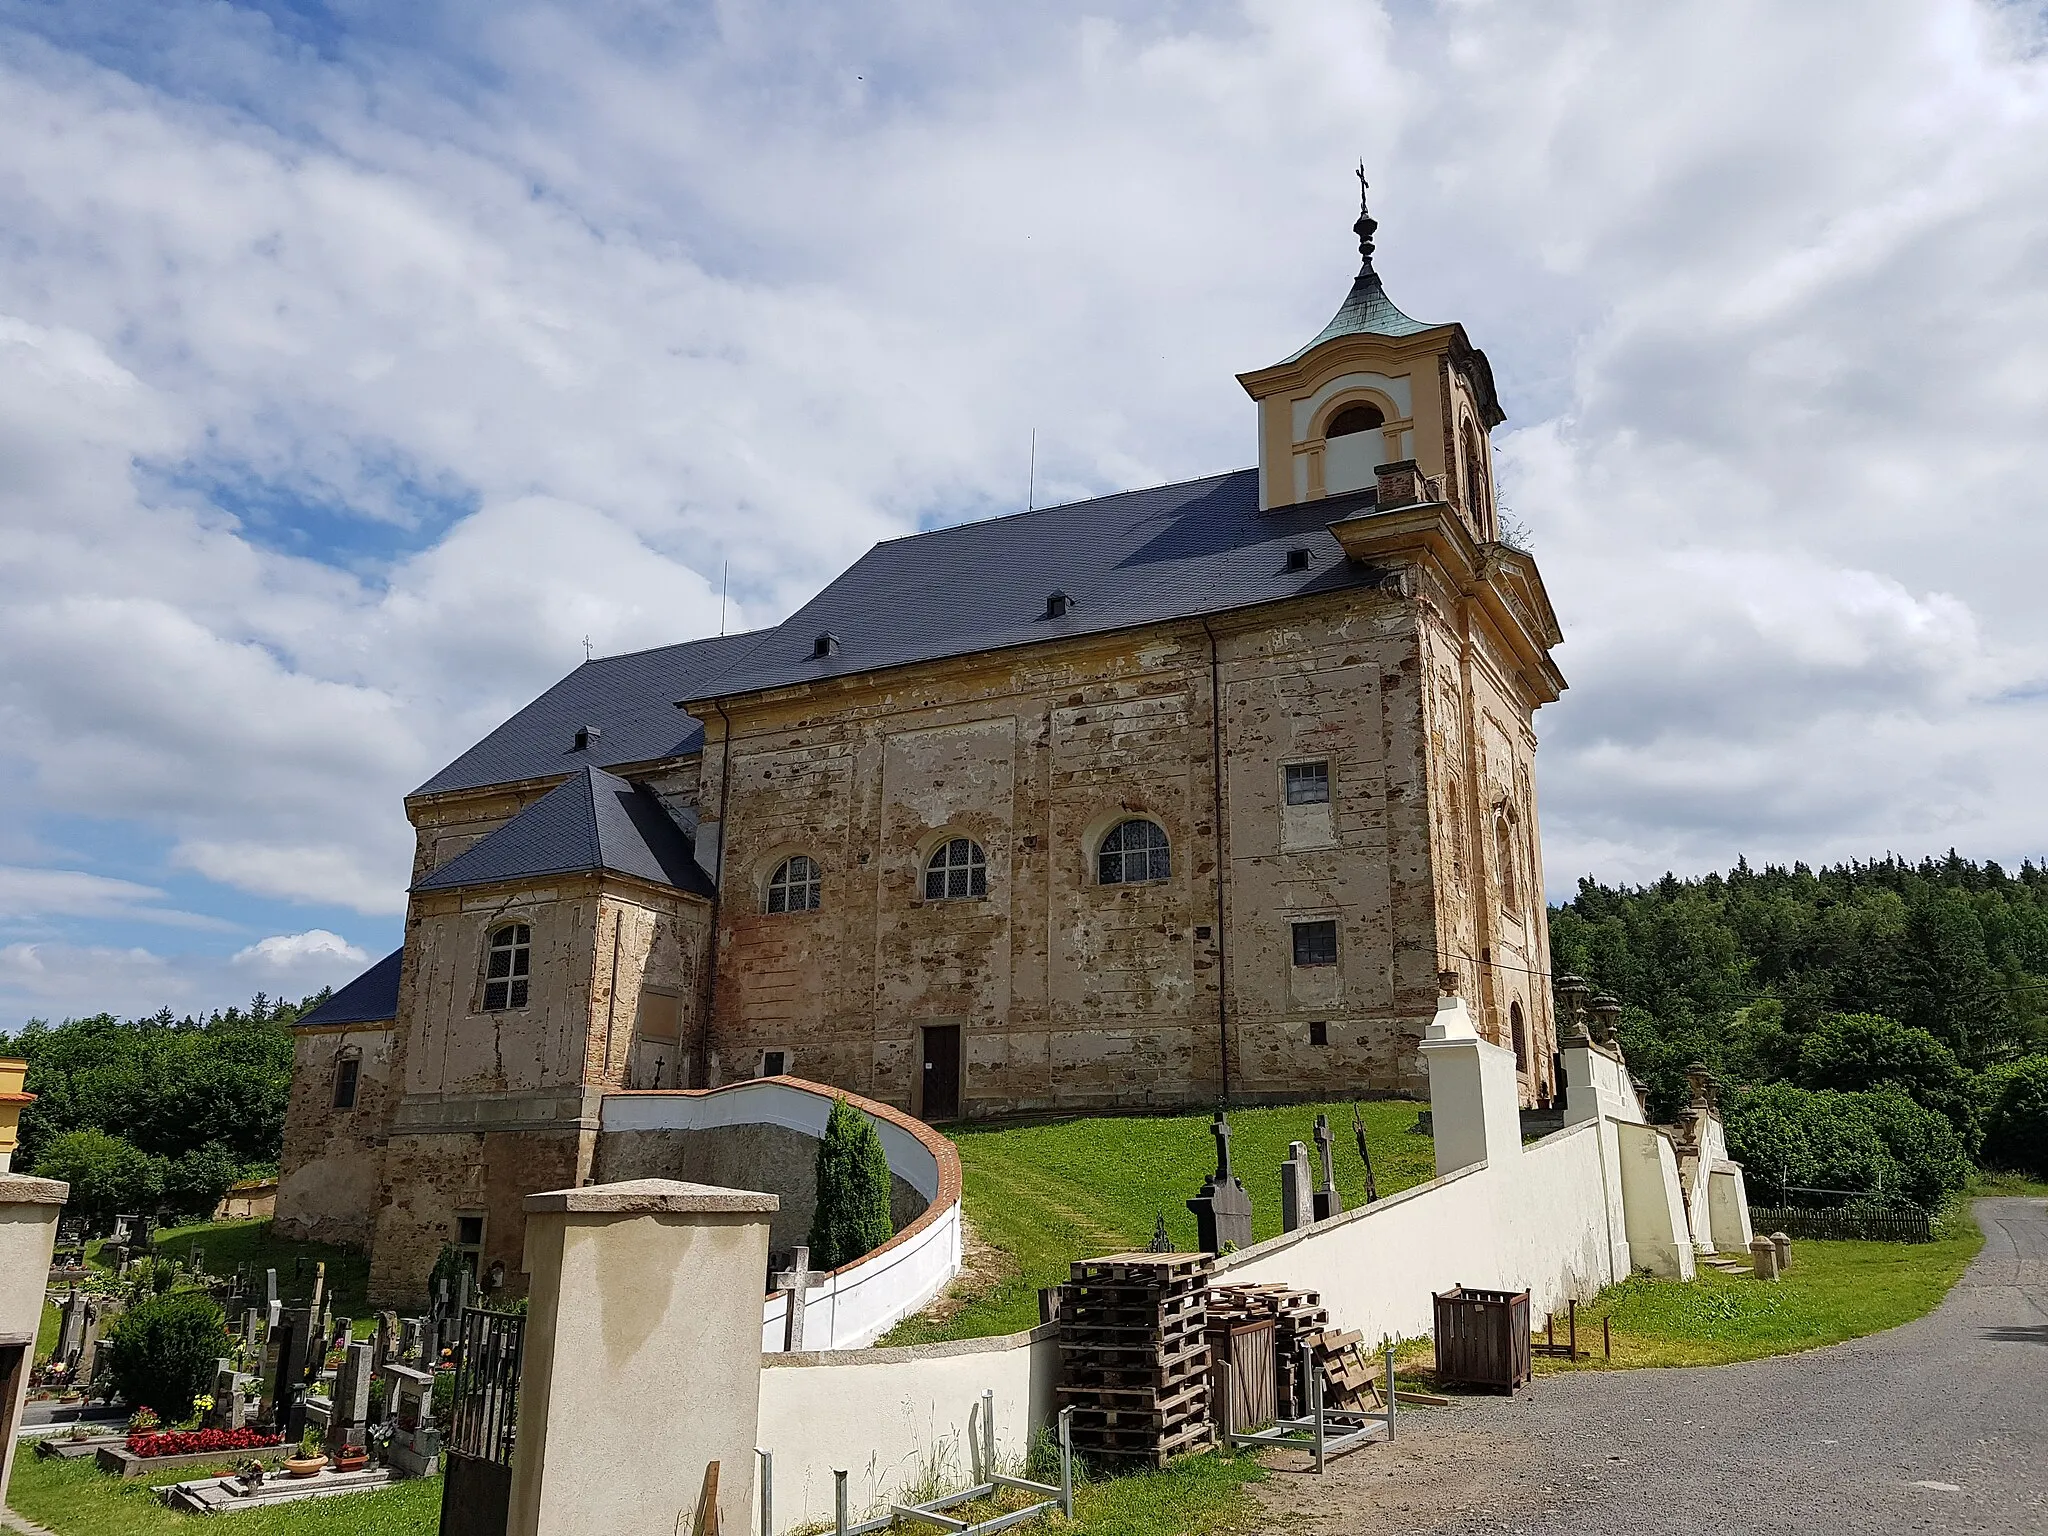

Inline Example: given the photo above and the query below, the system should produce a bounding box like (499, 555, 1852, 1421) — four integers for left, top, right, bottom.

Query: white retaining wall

(601, 1079, 964, 1353)
(757, 1328, 1055, 1530)
(752, 993, 1643, 1534)
(1217, 1122, 1616, 1341)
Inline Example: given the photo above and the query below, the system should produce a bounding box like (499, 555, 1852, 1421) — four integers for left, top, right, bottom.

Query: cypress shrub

(808, 1097, 894, 1269)
(105, 1291, 227, 1421)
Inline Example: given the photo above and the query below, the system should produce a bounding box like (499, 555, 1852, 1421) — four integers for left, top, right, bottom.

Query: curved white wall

(599, 1079, 962, 1352)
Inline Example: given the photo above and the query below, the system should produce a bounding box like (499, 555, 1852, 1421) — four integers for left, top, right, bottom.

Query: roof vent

(812, 632, 840, 659)
(1045, 590, 1072, 619)
(1285, 548, 1312, 572)
(572, 725, 602, 752)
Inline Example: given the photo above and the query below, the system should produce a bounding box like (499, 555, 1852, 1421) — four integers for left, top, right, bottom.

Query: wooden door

(920, 1024, 961, 1122)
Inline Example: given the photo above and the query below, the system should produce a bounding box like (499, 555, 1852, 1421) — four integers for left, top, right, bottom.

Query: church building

(277, 194, 1568, 1302)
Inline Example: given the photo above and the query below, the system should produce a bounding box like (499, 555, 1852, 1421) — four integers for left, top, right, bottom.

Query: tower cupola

(1238, 172, 1504, 537)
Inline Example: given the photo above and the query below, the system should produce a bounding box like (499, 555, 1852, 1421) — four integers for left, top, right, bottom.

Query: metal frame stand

(793, 1396, 1073, 1536)
(1220, 1342, 1398, 1471)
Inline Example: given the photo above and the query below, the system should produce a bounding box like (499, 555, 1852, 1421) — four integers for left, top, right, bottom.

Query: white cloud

(0, 0, 2045, 1034)
(0, 866, 225, 930)
(231, 930, 370, 971)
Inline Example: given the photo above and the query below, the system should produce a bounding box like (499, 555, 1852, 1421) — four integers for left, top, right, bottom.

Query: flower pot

(285, 1455, 327, 1478)
(334, 1452, 369, 1472)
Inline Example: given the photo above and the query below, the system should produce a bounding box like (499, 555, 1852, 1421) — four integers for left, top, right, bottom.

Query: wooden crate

(1432, 1285, 1531, 1393)
(1206, 1317, 1277, 1435)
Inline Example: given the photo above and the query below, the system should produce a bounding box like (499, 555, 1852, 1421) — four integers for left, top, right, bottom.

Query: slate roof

(412, 629, 766, 799)
(414, 767, 716, 898)
(1282, 266, 1435, 363)
(296, 947, 403, 1028)
(686, 468, 1381, 703)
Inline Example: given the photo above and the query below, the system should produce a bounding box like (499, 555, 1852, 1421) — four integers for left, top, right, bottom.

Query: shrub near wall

(1982, 1055, 2048, 1176)
(1727, 1083, 1971, 1208)
(105, 1292, 228, 1422)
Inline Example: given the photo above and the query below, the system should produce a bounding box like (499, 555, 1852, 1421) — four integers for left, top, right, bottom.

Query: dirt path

(1253, 1198, 2048, 1535)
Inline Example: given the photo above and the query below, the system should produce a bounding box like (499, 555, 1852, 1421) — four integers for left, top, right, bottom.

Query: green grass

(1066, 1450, 1265, 1535)
(1535, 1205, 1985, 1372)
(7, 1452, 442, 1535)
(150, 1218, 370, 1320)
(39, 1297, 60, 1362)
(1967, 1170, 2048, 1198)
(884, 1100, 1436, 1343)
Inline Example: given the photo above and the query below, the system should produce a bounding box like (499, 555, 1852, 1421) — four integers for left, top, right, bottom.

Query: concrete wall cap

(523, 1177, 779, 1214)
(0, 1174, 69, 1204)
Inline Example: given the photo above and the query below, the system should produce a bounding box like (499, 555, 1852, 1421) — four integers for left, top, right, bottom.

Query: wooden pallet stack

(1056, 1252, 1214, 1467)
(1208, 1283, 1331, 1418)
(1310, 1328, 1385, 1412)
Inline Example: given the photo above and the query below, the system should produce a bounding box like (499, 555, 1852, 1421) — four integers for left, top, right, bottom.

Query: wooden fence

(1746, 1205, 1932, 1243)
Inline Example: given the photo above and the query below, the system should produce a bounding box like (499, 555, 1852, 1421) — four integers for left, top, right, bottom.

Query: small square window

(1292, 920, 1339, 967)
(456, 1215, 483, 1247)
(760, 1050, 789, 1077)
(1308, 1020, 1329, 1046)
(1284, 762, 1330, 806)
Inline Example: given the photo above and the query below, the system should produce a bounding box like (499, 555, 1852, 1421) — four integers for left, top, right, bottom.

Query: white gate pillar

(508, 1179, 778, 1536)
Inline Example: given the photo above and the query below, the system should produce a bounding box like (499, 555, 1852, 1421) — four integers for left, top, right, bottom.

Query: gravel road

(1255, 1197, 2048, 1535)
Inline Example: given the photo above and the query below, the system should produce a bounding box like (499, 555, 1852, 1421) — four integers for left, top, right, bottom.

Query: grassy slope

(8, 1455, 441, 1536)
(1537, 1205, 1986, 1372)
(887, 1099, 1435, 1344)
(150, 1218, 371, 1318)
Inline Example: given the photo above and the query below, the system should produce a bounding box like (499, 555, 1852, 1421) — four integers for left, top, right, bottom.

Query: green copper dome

(1282, 180, 1436, 363)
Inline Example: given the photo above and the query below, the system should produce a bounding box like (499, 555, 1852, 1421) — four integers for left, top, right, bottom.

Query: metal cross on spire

(1353, 161, 1379, 271)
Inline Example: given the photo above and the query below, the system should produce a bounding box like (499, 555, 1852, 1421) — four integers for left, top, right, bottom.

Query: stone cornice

(1324, 500, 1566, 706)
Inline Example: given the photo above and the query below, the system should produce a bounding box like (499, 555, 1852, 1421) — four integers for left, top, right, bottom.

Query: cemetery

(1, 977, 1995, 1536)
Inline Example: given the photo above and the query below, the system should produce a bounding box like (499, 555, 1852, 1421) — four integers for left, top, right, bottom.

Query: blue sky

(4, 0, 2048, 1024)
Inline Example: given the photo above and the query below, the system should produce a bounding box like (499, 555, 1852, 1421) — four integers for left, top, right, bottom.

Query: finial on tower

(1354, 162, 1378, 271)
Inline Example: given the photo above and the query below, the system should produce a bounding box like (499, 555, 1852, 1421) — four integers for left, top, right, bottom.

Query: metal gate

(439, 1307, 524, 1536)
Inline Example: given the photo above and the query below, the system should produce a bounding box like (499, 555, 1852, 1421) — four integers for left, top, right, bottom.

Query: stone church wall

(275, 1023, 393, 1247)
(699, 587, 1483, 1117)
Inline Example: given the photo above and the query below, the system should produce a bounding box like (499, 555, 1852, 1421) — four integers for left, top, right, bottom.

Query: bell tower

(1237, 172, 1504, 535)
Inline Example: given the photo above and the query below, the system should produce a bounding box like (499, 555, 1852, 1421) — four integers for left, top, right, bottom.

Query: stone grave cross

(1186, 1110, 1254, 1254)
(1313, 1113, 1345, 1220)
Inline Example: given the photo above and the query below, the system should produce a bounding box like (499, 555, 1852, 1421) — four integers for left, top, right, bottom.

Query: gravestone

(73, 1298, 108, 1394)
(56, 1287, 85, 1362)
(1280, 1140, 1314, 1233)
(1186, 1111, 1254, 1254)
(1313, 1113, 1345, 1221)
(190, 1245, 205, 1276)
(204, 1360, 238, 1429)
(265, 1268, 279, 1307)
(769, 1246, 816, 1351)
(328, 1342, 373, 1454)
(1148, 1212, 1174, 1252)
(373, 1311, 398, 1373)
(243, 1308, 263, 1358)
(399, 1317, 424, 1364)
(301, 1393, 334, 1451)
(381, 1363, 441, 1477)
(269, 1306, 314, 1432)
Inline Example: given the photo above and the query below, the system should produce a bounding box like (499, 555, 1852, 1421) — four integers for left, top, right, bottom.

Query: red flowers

(127, 1428, 284, 1458)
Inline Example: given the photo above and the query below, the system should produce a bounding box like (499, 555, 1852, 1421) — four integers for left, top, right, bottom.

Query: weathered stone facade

(277, 203, 1569, 1303)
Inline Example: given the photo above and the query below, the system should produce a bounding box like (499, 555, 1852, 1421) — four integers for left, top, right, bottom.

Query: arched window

(1495, 813, 1520, 910)
(765, 855, 822, 914)
(1462, 421, 1491, 531)
(1510, 1001, 1528, 1073)
(483, 923, 530, 1011)
(924, 838, 987, 901)
(1325, 402, 1385, 438)
(1098, 818, 1171, 885)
